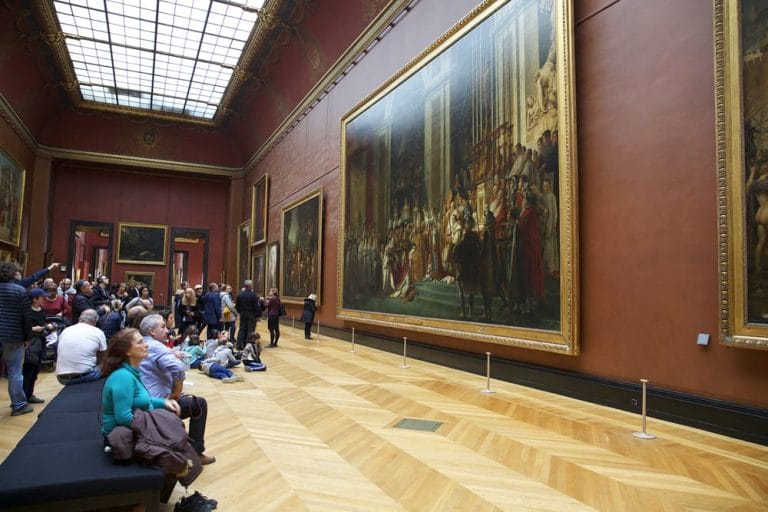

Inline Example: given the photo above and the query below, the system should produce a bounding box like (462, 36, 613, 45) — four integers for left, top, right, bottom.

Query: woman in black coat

(300, 293, 317, 339)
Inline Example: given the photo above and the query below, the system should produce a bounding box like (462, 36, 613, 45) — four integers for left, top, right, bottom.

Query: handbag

(278, 303, 286, 317)
(222, 307, 233, 323)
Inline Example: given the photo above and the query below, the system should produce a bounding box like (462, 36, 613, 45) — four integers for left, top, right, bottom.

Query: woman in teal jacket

(101, 328, 180, 436)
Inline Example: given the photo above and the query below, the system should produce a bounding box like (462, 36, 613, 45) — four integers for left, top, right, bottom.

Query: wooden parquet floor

(2, 324, 767, 511)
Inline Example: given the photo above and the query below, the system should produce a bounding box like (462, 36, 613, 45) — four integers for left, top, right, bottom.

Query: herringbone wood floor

(2, 323, 767, 511)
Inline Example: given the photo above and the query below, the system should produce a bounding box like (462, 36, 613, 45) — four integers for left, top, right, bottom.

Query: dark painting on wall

(252, 250, 265, 298)
(124, 271, 155, 291)
(117, 223, 168, 265)
(280, 189, 322, 304)
(0, 149, 25, 247)
(251, 174, 268, 246)
(338, 0, 578, 354)
(716, 0, 768, 350)
(237, 220, 250, 289)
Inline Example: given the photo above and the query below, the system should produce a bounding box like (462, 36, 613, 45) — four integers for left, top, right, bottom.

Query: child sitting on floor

(182, 326, 205, 369)
(241, 332, 266, 372)
(199, 333, 243, 382)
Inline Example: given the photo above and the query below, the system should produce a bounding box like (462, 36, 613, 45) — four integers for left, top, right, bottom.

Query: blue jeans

(2, 341, 26, 410)
(207, 363, 233, 380)
(56, 368, 102, 386)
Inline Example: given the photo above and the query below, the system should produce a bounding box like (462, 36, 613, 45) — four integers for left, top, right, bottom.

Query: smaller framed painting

(124, 270, 155, 290)
(117, 222, 168, 265)
(0, 149, 26, 247)
(266, 241, 279, 297)
(251, 174, 269, 246)
(252, 249, 265, 298)
(280, 189, 322, 304)
(237, 220, 250, 289)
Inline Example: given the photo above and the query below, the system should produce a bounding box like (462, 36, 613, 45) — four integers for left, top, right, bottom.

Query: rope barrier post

(633, 378, 656, 440)
(480, 352, 495, 394)
(350, 327, 356, 353)
(400, 336, 409, 369)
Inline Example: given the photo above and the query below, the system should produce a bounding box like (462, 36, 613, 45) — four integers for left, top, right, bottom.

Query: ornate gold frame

(0, 148, 26, 247)
(266, 241, 280, 298)
(116, 222, 168, 265)
(338, 0, 579, 354)
(280, 189, 323, 305)
(251, 249, 266, 298)
(715, 0, 768, 350)
(251, 174, 269, 246)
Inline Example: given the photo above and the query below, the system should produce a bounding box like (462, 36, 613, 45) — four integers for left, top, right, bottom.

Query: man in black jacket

(71, 280, 109, 323)
(0, 261, 33, 416)
(235, 280, 262, 350)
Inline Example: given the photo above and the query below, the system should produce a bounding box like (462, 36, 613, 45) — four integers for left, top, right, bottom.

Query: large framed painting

(252, 249, 265, 298)
(266, 241, 279, 296)
(124, 271, 155, 290)
(251, 174, 269, 246)
(280, 189, 322, 304)
(338, 0, 579, 354)
(116, 222, 168, 265)
(716, 0, 768, 350)
(237, 220, 250, 289)
(0, 149, 26, 246)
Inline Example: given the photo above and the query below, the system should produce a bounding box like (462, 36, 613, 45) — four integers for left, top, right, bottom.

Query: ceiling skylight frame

(37, 0, 274, 125)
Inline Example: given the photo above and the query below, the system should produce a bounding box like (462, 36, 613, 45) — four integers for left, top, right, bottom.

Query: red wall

(49, 163, 229, 306)
(245, 0, 768, 409)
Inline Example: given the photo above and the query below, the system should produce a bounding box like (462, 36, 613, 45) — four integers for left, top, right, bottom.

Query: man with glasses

(138, 314, 216, 466)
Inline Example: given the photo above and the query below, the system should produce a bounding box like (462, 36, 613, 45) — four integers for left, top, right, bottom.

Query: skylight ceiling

(51, 0, 266, 121)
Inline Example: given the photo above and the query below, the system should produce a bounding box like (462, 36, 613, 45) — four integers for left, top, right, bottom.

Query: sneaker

(27, 396, 45, 404)
(187, 490, 218, 508)
(175, 492, 216, 511)
(11, 405, 33, 416)
(221, 376, 237, 383)
(235, 375, 245, 382)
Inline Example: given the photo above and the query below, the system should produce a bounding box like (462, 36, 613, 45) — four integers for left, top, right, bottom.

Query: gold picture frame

(280, 189, 322, 304)
(338, 0, 579, 354)
(116, 222, 168, 265)
(266, 241, 279, 297)
(715, 0, 768, 349)
(252, 249, 266, 298)
(124, 270, 155, 290)
(251, 174, 269, 246)
(0, 148, 26, 247)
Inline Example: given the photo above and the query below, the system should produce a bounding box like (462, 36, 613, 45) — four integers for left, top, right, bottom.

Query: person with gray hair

(56, 308, 107, 385)
(138, 313, 215, 465)
(0, 261, 33, 415)
(235, 279, 263, 350)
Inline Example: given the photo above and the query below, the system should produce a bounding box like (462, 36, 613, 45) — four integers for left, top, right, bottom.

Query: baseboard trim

(295, 322, 768, 446)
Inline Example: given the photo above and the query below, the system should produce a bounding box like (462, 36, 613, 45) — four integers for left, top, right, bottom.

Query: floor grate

(392, 418, 443, 432)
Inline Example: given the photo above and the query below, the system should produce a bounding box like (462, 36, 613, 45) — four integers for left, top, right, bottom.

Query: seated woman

(125, 286, 154, 311)
(199, 333, 244, 382)
(241, 332, 266, 372)
(101, 328, 181, 438)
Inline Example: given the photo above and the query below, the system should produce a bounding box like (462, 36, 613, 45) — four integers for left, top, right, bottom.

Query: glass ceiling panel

(51, 0, 267, 120)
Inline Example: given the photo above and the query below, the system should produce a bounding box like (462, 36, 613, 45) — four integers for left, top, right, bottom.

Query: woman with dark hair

(125, 286, 154, 311)
(100, 328, 180, 437)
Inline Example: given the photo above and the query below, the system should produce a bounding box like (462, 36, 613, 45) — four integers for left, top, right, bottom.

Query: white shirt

(56, 322, 107, 374)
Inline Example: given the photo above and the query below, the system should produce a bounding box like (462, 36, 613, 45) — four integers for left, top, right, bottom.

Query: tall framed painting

(280, 189, 322, 304)
(252, 249, 265, 298)
(266, 241, 279, 297)
(251, 174, 269, 246)
(117, 222, 168, 265)
(338, 0, 579, 354)
(0, 149, 26, 247)
(716, 0, 768, 350)
(237, 220, 250, 289)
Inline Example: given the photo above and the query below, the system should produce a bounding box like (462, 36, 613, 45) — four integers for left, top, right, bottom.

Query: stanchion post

(350, 327, 356, 353)
(633, 378, 656, 440)
(316, 321, 321, 344)
(291, 315, 295, 335)
(480, 352, 495, 394)
(400, 336, 409, 369)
